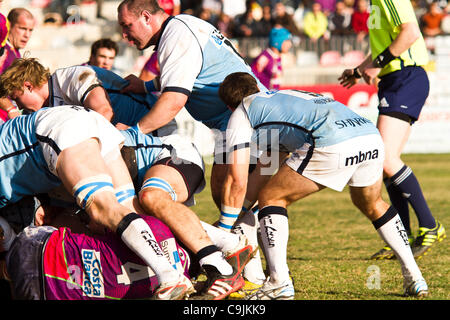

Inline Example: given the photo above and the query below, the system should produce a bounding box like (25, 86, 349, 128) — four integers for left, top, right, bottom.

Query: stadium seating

(342, 50, 365, 66)
(319, 50, 342, 67)
(296, 51, 319, 66)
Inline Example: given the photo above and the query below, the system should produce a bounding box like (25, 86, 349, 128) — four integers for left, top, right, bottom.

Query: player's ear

(142, 10, 152, 25)
(23, 81, 34, 92)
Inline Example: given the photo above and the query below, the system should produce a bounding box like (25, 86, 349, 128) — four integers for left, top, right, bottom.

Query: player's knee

(140, 177, 177, 204)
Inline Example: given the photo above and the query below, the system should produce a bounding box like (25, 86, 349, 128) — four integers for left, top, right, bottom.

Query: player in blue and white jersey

(117, 0, 268, 209)
(0, 105, 198, 299)
(218, 72, 429, 299)
(0, 57, 176, 137)
(119, 126, 255, 300)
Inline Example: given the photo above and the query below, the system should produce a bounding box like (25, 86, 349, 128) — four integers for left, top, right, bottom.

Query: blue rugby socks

(384, 177, 411, 233)
(390, 165, 436, 229)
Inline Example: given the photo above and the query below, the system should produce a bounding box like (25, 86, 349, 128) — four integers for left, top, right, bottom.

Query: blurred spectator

(158, 0, 181, 16)
(47, 0, 82, 22)
(259, 4, 274, 36)
(303, 2, 329, 42)
(217, 12, 236, 38)
(316, 0, 337, 15)
(421, 2, 446, 37)
(328, 0, 352, 35)
(251, 27, 292, 90)
(273, 1, 301, 36)
(96, 0, 105, 19)
(198, 7, 218, 25)
(222, 0, 247, 19)
(0, 8, 36, 121)
(342, 0, 355, 15)
(234, 1, 266, 37)
(85, 38, 118, 71)
(351, 0, 369, 42)
(202, 0, 223, 17)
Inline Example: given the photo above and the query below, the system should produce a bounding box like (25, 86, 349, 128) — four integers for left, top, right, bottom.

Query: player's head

(118, 0, 164, 50)
(269, 27, 292, 53)
(7, 8, 35, 50)
(0, 13, 10, 57)
(219, 72, 260, 110)
(89, 38, 118, 70)
(0, 57, 51, 111)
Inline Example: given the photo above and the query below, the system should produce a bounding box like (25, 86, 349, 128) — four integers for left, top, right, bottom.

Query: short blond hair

(0, 57, 50, 98)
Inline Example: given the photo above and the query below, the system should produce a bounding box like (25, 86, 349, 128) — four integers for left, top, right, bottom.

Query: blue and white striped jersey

(0, 111, 61, 208)
(226, 90, 380, 153)
(156, 15, 267, 131)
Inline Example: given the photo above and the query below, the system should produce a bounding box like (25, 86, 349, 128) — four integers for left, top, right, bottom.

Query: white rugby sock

(200, 221, 240, 253)
(259, 206, 290, 284)
(117, 213, 180, 284)
(372, 207, 423, 282)
(196, 245, 233, 275)
(233, 206, 266, 284)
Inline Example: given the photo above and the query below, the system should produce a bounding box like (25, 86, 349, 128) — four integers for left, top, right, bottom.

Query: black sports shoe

(411, 220, 446, 259)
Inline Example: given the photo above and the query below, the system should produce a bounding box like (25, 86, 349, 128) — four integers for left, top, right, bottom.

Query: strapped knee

(140, 177, 177, 202)
(72, 174, 114, 209)
(115, 183, 137, 205)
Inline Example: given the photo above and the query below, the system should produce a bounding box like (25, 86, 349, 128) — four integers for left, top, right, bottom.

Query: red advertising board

(281, 84, 378, 109)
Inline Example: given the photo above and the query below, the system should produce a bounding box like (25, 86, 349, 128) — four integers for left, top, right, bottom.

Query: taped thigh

(72, 174, 114, 209)
(140, 177, 177, 202)
(115, 183, 137, 205)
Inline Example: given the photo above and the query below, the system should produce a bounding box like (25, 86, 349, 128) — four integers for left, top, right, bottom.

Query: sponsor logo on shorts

(344, 149, 379, 166)
(82, 249, 105, 298)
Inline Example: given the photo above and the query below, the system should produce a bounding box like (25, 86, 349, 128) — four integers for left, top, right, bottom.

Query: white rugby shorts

(34, 106, 125, 176)
(285, 134, 385, 191)
(157, 133, 205, 170)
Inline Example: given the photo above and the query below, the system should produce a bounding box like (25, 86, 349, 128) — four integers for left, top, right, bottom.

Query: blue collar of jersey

(154, 16, 175, 52)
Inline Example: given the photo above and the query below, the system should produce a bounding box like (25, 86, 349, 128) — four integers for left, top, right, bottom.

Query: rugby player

(0, 214, 252, 300)
(218, 72, 429, 299)
(116, 0, 269, 213)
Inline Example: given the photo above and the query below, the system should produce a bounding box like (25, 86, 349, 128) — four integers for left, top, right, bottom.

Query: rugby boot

(246, 277, 295, 300)
(411, 221, 446, 259)
(404, 278, 429, 297)
(152, 274, 195, 300)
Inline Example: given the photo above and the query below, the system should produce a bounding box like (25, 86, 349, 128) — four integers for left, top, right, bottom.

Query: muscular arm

(83, 86, 114, 122)
(137, 91, 187, 134)
(221, 148, 251, 209)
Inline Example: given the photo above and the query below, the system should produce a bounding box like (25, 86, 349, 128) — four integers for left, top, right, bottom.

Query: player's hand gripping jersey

(155, 15, 267, 131)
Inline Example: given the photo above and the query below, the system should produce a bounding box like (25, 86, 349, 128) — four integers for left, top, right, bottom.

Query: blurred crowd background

(2, 0, 450, 80)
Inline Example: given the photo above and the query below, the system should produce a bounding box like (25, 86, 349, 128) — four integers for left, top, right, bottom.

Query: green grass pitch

(193, 154, 450, 300)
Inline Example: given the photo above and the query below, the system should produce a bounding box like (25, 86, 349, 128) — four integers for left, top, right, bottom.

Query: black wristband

(374, 47, 397, 68)
(353, 67, 362, 79)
